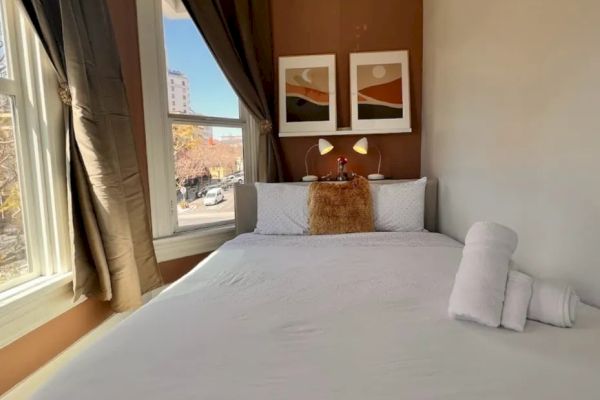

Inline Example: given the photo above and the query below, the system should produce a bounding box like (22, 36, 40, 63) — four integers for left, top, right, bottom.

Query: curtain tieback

(58, 82, 72, 106)
(259, 119, 272, 136)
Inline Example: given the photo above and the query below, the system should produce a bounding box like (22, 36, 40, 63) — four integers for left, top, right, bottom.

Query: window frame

(0, 0, 72, 346)
(0, 0, 70, 294)
(137, 0, 253, 257)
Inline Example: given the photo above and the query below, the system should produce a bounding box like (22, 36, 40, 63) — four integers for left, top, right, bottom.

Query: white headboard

(234, 178, 438, 235)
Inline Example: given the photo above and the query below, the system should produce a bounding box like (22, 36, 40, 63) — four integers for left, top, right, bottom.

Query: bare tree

(172, 124, 242, 206)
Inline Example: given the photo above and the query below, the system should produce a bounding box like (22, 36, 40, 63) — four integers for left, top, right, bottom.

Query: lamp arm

(304, 144, 318, 176)
(373, 144, 382, 174)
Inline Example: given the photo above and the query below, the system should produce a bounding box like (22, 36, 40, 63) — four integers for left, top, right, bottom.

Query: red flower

(337, 155, 348, 165)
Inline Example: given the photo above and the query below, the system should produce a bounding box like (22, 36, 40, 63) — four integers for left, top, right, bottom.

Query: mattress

(34, 232, 600, 399)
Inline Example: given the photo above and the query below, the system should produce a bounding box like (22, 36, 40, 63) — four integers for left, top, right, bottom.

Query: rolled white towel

(448, 221, 518, 327)
(501, 270, 533, 332)
(528, 280, 579, 328)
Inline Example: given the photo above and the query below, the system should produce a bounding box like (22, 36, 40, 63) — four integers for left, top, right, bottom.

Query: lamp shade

(318, 138, 334, 155)
(353, 136, 384, 180)
(353, 137, 368, 154)
(303, 138, 334, 182)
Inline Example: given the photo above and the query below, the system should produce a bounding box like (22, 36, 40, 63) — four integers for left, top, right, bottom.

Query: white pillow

(371, 177, 427, 232)
(254, 183, 309, 235)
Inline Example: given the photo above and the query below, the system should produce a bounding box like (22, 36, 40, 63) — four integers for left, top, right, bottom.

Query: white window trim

(137, 0, 255, 261)
(153, 223, 235, 263)
(0, 0, 72, 346)
(0, 273, 77, 348)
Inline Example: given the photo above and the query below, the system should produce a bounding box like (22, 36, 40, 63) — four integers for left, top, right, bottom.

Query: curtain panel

(21, 0, 162, 312)
(181, 0, 285, 182)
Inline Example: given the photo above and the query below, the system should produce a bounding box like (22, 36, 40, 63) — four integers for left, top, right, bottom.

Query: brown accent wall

(0, 299, 112, 395)
(159, 253, 209, 284)
(107, 0, 151, 209)
(272, 0, 423, 181)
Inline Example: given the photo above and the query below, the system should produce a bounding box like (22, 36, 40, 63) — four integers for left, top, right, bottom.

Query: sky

(163, 16, 241, 138)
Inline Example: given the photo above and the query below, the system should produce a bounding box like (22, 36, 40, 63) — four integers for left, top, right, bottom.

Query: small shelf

(279, 127, 412, 137)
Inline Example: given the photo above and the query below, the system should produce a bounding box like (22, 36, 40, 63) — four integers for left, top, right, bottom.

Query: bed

(33, 182, 600, 399)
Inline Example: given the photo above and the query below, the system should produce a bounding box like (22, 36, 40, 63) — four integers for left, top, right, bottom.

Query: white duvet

(34, 233, 600, 399)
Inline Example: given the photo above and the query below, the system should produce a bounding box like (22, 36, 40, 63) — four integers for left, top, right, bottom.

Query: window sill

(153, 223, 236, 263)
(0, 273, 80, 348)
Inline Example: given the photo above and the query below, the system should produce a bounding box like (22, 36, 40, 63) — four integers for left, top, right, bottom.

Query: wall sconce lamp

(303, 138, 334, 181)
(353, 137, 384, 180)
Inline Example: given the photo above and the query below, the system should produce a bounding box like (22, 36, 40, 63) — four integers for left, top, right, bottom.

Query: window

(162, 1, 244, 230)
(0, 94, 29, 288)
(137, 0, 254, 247)
(162, 12, 238, 120)
(0, 0, 69, 294)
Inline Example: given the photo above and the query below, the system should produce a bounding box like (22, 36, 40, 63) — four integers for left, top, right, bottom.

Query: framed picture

(350, 50, 411, 133)
(278, 54, 336, 135)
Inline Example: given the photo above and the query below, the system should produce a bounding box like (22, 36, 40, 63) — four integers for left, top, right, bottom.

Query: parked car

(198, 184, 220, 198)
(233, 172, 244, 184)
(203, 188, 224, 206)
(224, 172, 244, 184)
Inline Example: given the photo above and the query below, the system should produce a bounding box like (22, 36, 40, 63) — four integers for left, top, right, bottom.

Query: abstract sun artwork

(279, 54, 336, 135)
(285, 67, 329, 122)
(350, 51, 411, 133)
(357, 63, 403, 119)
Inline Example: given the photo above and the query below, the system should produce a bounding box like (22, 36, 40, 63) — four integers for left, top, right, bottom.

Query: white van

(203, 187, 224, 206)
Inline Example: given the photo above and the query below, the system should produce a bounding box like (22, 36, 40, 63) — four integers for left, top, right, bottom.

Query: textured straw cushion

(308, 176, 374, 235)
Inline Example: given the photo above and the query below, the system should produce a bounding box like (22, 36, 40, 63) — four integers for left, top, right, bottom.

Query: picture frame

(350, 50, 411, 133)
(278, 54, 336, 135)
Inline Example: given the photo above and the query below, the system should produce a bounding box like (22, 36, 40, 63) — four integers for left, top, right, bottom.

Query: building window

(0, 0, 69, 293)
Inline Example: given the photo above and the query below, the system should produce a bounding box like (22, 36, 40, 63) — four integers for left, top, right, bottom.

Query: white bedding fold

(448, 222, 518, 327)
(31, 232, 600, 400)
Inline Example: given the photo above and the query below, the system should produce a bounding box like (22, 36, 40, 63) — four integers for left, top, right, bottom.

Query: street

(177, 188, 235, 227)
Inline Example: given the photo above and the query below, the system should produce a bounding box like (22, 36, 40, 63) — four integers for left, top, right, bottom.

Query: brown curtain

(182, 0, 285, 182)
(21, 0, 162, 312)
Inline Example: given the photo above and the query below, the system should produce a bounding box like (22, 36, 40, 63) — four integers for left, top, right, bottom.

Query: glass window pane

(162, 0, 239, 118)
(172, 123, 243, 228)
(0, 95, 29, 286)
(0, 3, 10, 79)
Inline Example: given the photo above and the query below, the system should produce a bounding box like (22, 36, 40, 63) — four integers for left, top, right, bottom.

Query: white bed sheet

(34, 232, 600, 399)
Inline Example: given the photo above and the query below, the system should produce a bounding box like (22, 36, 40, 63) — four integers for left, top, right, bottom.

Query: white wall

(422, 0, 600, 306)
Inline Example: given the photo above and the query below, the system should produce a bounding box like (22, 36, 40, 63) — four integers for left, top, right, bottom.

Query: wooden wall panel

(272, 0, 423, 181)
